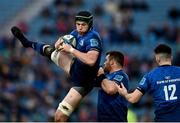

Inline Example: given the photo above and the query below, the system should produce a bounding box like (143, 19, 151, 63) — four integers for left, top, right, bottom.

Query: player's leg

(54, 86, 93, 122)
(51, 50, 73, 73)
(11, 26, 72, 74)
(11, 26, 53, 56)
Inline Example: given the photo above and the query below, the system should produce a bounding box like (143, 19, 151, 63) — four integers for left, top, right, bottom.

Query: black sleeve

(136, 87, 145, 95)
(93, 74, 106, 87)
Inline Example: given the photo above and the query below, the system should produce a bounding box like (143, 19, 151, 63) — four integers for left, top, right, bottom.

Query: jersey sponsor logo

(114, 75, 123, 82)
(90, 39, 98, 47)
(139, 77, 146, 85)
(157, 78, 180, 84)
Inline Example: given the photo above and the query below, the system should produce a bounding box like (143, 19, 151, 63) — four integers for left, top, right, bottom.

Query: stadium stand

(0, 0, 179, 121)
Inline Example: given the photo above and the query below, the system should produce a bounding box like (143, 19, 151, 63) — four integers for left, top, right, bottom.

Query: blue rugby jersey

(69, 29, 102, 87)
(97, 70, 129, 122)
(137, 65, 180, 121)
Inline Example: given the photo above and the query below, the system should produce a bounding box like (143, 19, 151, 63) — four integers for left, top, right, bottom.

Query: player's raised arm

(116, 83, 143, 103)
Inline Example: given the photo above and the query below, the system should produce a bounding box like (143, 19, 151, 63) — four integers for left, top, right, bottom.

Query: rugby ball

(62, 34, 76, 48)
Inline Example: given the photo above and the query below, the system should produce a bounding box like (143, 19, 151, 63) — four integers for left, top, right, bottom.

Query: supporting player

(116, 44, 180, 122)
(94, 51, 129, 122)
(11, 11, 102, 122)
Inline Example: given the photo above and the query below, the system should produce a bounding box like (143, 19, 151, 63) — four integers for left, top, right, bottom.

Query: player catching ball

(11, 10, 102, 122)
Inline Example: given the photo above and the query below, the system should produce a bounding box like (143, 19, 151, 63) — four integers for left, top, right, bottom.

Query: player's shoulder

(172, 65, 180, 70)
(148, 66, 164, 75)
(171, 65, 180, 74)
(158, 65, 180, 71)
(118, 70, 129, 78)
(113, 70, 129, 81)
(149, 65, 180, 75)
(70, 29, 78, 36)
(87, 29, 101, 39)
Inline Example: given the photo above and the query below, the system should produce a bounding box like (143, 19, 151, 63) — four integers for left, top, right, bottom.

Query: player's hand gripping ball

(55, 34, 76, 51)
(62, 34, 76, 48)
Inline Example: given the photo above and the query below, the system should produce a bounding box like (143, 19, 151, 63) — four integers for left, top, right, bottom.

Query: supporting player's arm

(101, 79, 118, 95)
(94, 67, 118, 94)
(116, 83, 143, 103)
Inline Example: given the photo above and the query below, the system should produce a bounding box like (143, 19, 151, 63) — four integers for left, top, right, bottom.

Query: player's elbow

(103, 86, 116, 95)
(106, 89, 116, 95)
(87, 60, 96, 66)
(128, 98, 139, 104)
(86, 52, 99, 66)
(128, 90, 142, 104)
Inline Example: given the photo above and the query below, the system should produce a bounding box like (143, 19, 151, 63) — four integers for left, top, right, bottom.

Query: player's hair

(106, 51, 124, 67)
(75, 11, 93, 29)
(154, 44, 172, 55)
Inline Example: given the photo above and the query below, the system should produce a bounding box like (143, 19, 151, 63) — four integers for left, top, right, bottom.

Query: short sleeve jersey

(97, 70, 129, 122)
(137, 65, 180, 121)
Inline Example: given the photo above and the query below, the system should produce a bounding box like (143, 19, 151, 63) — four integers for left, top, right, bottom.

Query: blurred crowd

(0, 0, 179, 121)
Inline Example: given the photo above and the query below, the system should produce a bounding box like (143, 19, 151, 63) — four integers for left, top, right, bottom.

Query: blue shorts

(69, 58, 98, 87)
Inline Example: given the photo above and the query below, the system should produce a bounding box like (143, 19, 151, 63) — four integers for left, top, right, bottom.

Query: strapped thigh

(57, 100, 74, 116)
(56, 86, 93, 116)
(51, 50, 74, 74)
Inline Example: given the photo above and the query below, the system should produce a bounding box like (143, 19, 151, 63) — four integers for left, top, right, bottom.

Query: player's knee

(51, 50, 60, 66)
(54, 110, 68, 122)
(54, 101, 74, 122)
(43, 45, 55, 59)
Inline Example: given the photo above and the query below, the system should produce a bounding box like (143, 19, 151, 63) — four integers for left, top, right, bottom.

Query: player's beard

(103, 63, 111, 73)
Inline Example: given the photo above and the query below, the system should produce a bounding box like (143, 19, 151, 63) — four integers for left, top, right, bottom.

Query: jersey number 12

(163, 84, 177, 101)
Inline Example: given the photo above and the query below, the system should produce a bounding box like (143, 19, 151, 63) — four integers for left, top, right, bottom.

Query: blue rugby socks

(11, 26, 55, 58)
